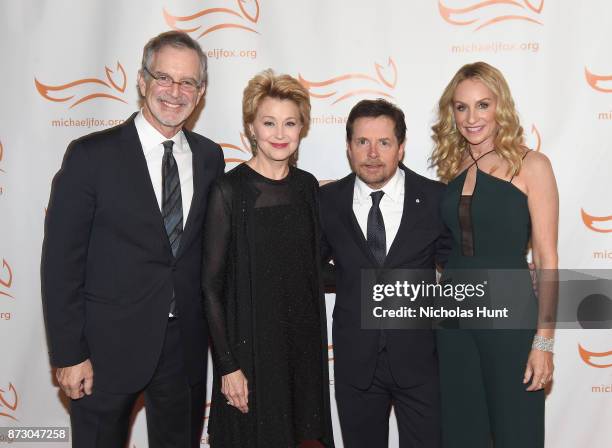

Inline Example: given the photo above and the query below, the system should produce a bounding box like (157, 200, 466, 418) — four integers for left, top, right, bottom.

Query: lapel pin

(415, 198, 420, 203)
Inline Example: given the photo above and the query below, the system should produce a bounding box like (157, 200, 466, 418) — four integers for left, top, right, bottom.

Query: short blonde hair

(242, 69, 311, 165)
(430, 62, 525, 183)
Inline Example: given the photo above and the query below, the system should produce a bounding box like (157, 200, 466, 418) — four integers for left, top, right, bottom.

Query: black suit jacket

(41, 113, 225, 393)
(320, 164, 451, 389)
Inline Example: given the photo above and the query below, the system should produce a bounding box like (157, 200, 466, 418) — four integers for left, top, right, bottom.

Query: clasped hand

(56, 359, 94, 399)
(523, 349, 553, 391)
(222, 369, 249, 413)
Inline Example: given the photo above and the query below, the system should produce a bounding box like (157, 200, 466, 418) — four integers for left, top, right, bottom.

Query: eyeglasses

(143, 66, 201, 92)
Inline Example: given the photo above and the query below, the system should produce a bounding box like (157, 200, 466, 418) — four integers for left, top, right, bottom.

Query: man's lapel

(176, 130, 203, 258)
(385, 164, 423, 266)
(119, 113, 172, 254)
(338, 174, 380, 266)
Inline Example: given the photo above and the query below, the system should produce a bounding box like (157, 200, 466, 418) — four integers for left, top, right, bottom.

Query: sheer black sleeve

(313, 177, 336, 289)
(202, 181, 240, 375)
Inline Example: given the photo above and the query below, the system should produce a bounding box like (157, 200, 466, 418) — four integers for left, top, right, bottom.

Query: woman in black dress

(202, 69, 334, 448)
(430, 62, 558, 447)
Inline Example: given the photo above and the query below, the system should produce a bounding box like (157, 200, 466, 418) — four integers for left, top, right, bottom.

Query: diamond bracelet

(532, 334, 554, 353)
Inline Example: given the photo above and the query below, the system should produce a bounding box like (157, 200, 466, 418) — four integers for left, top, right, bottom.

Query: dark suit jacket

(320, 163, 451, 389)
(41, 113, 225, 393)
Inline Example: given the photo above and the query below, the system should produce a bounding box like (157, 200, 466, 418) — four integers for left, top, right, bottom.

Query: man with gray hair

(42, 31, 224, 447)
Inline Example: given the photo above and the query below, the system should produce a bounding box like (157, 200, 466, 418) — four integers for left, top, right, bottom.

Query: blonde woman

(430, 62, 558, 447)
(202, 70, 334, 447)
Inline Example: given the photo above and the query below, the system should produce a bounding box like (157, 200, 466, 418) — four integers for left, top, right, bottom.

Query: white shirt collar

(354, 166, 405, 205)
(134, 110, 187, 155)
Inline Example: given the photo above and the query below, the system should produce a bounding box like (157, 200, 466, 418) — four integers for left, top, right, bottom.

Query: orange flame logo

(581, 209, 612, 233)
(0, 383, 18, 421)
(579, 344, 612, 368)
(219, 133, 252, 166)
(204, 400, 211, 421)
(584, 67, 612, 93)
(35, 62, 128, 108)
(0, 140, 5, 173)
(298, 58, 398, 105)
(164, 0, 260, 38)
(530, 124, 542, 152)
(0, 259, 13, 299)
(438, 0, 544, 31)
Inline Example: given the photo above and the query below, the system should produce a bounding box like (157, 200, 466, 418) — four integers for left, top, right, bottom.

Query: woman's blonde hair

(430, 62, 525, 183)
(242, 69, 311, 166)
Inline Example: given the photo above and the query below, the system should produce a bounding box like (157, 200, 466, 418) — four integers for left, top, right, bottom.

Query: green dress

(436, 152, 544, 448)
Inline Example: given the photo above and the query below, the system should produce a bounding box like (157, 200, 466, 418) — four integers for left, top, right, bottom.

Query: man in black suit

(320, 99, 451, 447)
(41, 31, 224, 447)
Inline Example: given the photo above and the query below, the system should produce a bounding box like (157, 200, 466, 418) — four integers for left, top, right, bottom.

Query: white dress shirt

(134, 111, 193, 225)
(353, 168, 405, 255)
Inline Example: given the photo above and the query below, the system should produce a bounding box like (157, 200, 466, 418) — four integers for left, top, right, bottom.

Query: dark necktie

(162, 140, 182, 317)
(367, 191, 386, 266)
(367, 190, 387, 351)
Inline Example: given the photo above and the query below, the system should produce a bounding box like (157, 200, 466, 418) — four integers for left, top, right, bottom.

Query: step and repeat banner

(1, 1, 611, 446)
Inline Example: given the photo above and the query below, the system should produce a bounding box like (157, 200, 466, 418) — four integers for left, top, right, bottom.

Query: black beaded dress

(202, 163, 334, 448)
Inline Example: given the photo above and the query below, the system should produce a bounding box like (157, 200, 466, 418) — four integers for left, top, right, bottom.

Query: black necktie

(368, 190, 388, 351)
(162, 140, 182, 317)
(367, 191, 386, 266)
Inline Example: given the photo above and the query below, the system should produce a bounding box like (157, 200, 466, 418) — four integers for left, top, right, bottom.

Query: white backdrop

(1, 1, 611, 446)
